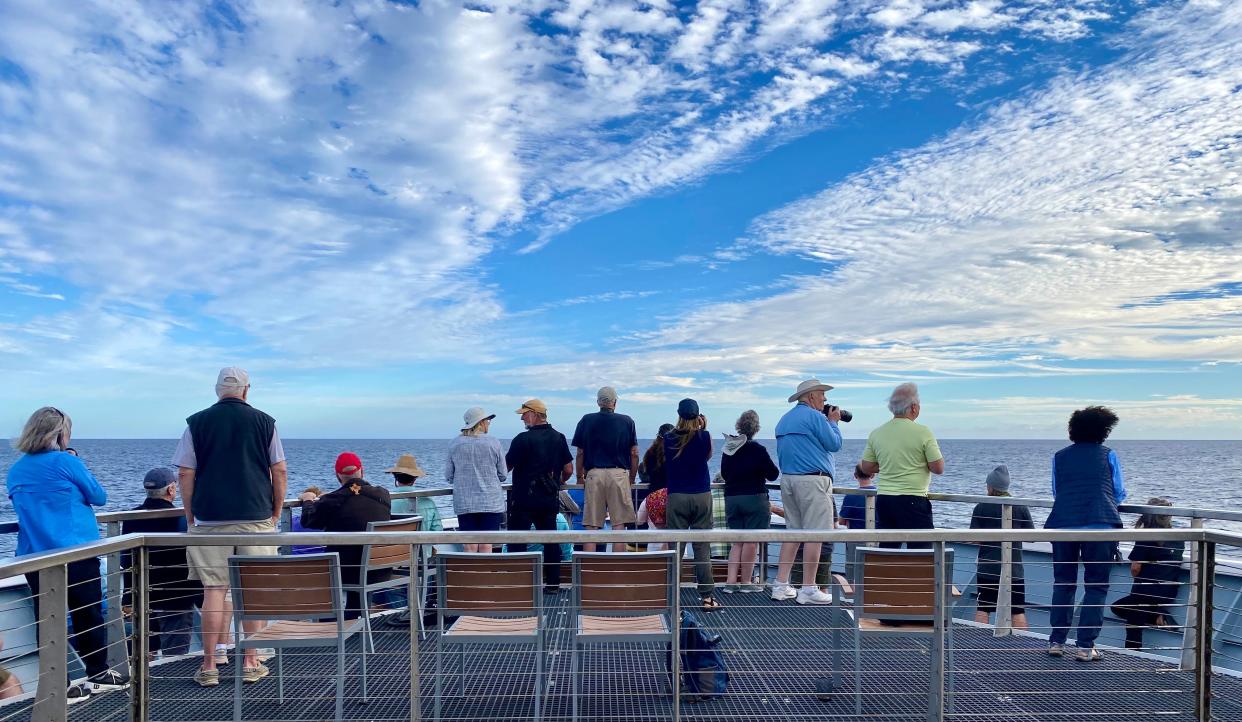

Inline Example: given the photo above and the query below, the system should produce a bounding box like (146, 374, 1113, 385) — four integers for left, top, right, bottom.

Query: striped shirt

(446, 434, 508, 515)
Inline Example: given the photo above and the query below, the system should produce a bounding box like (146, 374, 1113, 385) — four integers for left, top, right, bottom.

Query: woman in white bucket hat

(446, 407, 506, 552)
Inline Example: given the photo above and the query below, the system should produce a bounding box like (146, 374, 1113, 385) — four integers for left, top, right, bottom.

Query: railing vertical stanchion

(34, 564, 68, 722)
(671, 541, 682, 722)
(131, 546, 149, 722)
(278, 506, 294, 555)
(996, 505, 1013, 636)
(929, 541, 946, 722)
(864, 493, 876, 530)
(1195, 539, 1215, 722)
(1182, 517, 1206, 670)
(409, 543, 421, 722)
(105, 521, 126, 672)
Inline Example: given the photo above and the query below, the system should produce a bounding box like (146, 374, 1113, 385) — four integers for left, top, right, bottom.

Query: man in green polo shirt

(858, 382, 945, 549)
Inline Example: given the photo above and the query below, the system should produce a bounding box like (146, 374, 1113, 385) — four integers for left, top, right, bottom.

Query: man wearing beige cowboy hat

(505, 399, 574, 593)
(771, 378, 843, 606)
(385, 454, 442, 532)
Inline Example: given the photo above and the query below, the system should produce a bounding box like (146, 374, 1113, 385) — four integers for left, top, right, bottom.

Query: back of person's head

(853, 464, 874, 484)
(645, 423, 674, 465)
(597, 386, 617, 409)
(735, 410, 760, 438)
(15, 407, 72, 454)
(303, 485, 323, 497)
(1067, 405, 1119, 443)
(671, 415, 701, 459)
(214, 366, 250, 400)
(392, 472, 418, 486)
(887, 382, 920, 415)
(1137, 496, 1174, 529)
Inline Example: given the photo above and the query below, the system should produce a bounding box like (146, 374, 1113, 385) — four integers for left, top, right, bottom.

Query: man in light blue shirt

(772, 379, 843, 606)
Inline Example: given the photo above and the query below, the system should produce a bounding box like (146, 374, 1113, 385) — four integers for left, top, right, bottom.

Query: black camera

(824, 405, 853, 423)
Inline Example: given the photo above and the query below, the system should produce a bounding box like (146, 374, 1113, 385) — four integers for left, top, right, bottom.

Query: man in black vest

(173, 367, 287, 687)
(506, 399, 573, 593)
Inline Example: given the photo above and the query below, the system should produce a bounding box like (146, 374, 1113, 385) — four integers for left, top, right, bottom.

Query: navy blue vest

(1045, 443, 1122, 529)
(187, 398, 277, 523)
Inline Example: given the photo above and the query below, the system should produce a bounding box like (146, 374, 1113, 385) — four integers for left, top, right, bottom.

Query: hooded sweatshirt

(720, 434, 780, 497)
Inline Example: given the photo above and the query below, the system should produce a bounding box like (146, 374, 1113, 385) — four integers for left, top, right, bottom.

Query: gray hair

(147, 484, 174, 498)
(15, 407, 72, 454)
(887, 383, 921, 416)
(735, 409, 760, 438)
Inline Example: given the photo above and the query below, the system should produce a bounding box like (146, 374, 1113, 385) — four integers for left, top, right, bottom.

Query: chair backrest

(362, 516, 423, 570)
(437, 552, 541, 616)
(229, 553, 342, 621)
(855, 547, 954, 621)
(573, 551, 676, 614)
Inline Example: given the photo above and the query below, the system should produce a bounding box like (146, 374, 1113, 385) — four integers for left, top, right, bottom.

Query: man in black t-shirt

(507, 399, 574, 593)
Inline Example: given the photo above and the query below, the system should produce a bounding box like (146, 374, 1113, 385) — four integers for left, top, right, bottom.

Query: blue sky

(1, 0, 1240, 440)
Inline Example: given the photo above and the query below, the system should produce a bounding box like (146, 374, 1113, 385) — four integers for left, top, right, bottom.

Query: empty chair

(571, 550, 678, 721)
(434, 552, 545, 722)
(345, 516, 425, 649)
(830, 547, 958, 721)
(228, 553, 367, 722)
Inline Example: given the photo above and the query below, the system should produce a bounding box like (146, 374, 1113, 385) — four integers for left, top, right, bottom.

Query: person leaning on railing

(5, 406, 130, 701)
(858, 382, 945, 550)
(969, 466, 1033, 630)
(1044, 405, 1127, 662)
(663, 398, 719, 612)
(1111, 497, 1184, 650)
(446, 407, 507, 553)
(505, 398, 574, 594)
(173, 366, 286, 688)
(720, 410, 779, 594)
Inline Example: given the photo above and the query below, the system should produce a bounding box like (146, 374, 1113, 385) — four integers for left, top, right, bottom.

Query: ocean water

(1, 438, 1239, 556)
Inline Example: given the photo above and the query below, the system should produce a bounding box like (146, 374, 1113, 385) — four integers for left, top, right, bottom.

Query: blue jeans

(1050, 540, 1114, 648)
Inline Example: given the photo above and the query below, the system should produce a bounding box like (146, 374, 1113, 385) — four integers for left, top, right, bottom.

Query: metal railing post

(33, 564, 68, 722)
(104, 521, 126, 672)
(1195, 540, 1215, 722)
(671, 541, 682, 722)
(131, 546, 149, 722)
(278, 506, 294, 555)
(995, 505, 1013, 636)
(1182, 518, 1206, 670)
(929, 541, 946, 722)
(409, 545, 421, 722)
(864, 494, 876, 530)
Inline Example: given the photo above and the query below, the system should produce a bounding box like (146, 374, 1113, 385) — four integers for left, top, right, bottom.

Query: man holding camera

(772, 378, 844, 605)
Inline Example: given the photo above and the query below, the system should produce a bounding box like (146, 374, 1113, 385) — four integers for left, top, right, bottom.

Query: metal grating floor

(3, 590, 1239, 722)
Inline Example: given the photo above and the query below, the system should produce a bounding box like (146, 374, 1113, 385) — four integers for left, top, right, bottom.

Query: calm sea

(2, 438, 1240, 556)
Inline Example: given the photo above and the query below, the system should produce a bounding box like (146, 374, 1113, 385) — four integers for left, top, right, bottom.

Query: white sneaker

(770, 583, 796, 601)
(796, 587, 833, 605)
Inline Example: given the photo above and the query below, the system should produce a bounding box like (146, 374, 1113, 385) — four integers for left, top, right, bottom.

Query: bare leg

(611, 542, 627, 553)
(726, 544, 743, 585)
(199, 586, 227, 672)
(800, 543, 822, 589)
(1013, 613, 1028, 630)
(974, 610, 990, 625)
(583, 528, 600, 553)
(464, 543, 480, 553)
(738, 542, 759, 586)
(479, 544, 493, 554)
(776, 542, 800, 586)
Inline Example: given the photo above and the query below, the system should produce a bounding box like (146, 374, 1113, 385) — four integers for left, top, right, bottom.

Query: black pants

(876, 495, 934, 549)
(507, 506, 562, 587)
(26, 558, 111, 679)
(1112, 592, 1173, 650)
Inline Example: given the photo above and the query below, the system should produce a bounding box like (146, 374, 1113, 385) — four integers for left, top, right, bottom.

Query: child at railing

(1111, 498, 1184, 650)
(969, 466, 1034, 630)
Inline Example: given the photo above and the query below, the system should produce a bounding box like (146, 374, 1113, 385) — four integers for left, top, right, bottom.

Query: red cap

(334, 452, 363, 476)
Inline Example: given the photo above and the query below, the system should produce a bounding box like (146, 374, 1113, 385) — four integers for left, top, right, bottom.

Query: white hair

(888, 383, 921, 416)
(15, 407, 72, 454)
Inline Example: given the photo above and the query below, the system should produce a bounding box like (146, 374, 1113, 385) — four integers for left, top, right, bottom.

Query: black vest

(187, 398, 277, 523)
(1045, 442, 1122, 529)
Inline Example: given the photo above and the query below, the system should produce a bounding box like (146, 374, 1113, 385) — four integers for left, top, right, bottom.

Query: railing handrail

(1, 526, 1236, 579)
(5, 481, 1240, 534)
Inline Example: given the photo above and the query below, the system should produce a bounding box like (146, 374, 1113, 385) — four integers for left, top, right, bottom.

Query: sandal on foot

(701, 595, 723, 612)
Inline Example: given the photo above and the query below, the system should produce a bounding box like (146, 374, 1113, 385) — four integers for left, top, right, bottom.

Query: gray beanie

(986, 465, 1011, 493)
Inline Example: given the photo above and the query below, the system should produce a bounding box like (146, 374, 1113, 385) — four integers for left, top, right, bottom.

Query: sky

(0, 0, 1240, 441)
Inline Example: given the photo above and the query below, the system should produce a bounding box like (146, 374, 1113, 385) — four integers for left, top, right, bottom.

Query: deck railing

(0, 526, 1238, 722)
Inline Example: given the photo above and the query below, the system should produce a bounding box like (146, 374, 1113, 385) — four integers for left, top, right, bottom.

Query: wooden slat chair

(434, 552, 545, 722)
(228, 553, 367, 722)
(830, 547, 959, 721)
(345, 516, 425, 650)
(571, 550, 677, 722)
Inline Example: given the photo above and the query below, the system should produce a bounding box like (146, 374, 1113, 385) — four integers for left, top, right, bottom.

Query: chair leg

(831, 608, 841, 691)
(458, 644, 465, 695)
(233, 646, 244, 722)
(947, 624, 956, 713)
(434, 640, 443, 722)
(362, 629, 370, 703)
(854, 634, 862, 716)
(335, 639, 345, 722)
(277, 648, 284, 704)
(363, 605, 375, 654)
(571, 642, 580, 722)
(534, 634, 544, 722)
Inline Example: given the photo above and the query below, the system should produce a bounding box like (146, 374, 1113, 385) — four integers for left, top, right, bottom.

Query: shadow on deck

(6, 591, 1239, 722)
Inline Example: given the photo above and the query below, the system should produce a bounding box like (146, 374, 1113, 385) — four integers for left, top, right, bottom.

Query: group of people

(3, 366, 1187, 703)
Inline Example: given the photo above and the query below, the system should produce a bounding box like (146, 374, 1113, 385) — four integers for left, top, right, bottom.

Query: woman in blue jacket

(6, 407, 128, 701)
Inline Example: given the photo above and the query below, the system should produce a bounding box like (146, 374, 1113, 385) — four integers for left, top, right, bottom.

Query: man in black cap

(121, 468, 204, 657)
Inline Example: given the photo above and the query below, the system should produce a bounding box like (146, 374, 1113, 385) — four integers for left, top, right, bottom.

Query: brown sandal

(702, 595, 723, 612)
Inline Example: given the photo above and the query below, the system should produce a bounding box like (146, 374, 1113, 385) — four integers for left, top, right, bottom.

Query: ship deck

(4, 589, 1239, 722)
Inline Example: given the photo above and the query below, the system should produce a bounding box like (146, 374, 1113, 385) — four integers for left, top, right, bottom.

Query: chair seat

(857, 617, 936, 632)
(577, 614, 668, 636)
(445, 615, 539, 637)
(247, 619, 362, 642)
